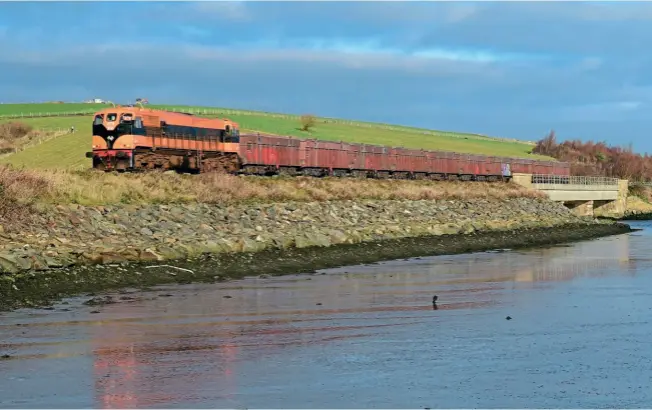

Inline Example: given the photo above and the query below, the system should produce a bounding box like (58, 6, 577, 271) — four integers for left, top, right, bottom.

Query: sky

(0, 1, 651, 152)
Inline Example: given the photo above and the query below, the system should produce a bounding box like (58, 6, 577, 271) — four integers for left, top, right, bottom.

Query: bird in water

(432, 295, 438, 310)
(506, 316, 512, 320)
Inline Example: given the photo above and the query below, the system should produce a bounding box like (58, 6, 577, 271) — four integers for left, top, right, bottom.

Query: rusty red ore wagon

(87, 107, 570, 181)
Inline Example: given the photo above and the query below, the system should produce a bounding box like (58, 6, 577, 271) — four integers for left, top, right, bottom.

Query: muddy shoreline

(620, 212, 652, 220)
(0, 221, 633, 313)
(598, 214, 652, 221)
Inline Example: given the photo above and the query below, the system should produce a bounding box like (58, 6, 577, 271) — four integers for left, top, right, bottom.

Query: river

(0, 221, 651, 408)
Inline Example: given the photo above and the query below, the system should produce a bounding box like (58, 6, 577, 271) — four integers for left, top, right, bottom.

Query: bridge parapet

(531, 174, 620, 192)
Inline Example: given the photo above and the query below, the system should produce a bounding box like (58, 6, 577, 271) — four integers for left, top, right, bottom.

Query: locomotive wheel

(134, 151, 174, 170)
(200, 153, 240, 174)
(92, 158, 106, 171)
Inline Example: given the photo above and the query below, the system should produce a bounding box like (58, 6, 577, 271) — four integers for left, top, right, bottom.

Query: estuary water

(0, 221, 651, 408)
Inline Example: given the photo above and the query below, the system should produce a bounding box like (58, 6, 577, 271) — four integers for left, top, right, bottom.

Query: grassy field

(0, 116, 92, 169)
(0, 102, 551, 170)
(0, 103, 102, 117)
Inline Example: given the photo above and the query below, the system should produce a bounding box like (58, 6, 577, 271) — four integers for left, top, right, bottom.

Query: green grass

(0, 103, 107, 117)
(0, 102, 551, 170)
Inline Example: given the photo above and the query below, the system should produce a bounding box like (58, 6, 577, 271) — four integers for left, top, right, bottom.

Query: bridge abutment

(564, 200, 594, 217)
(592, 179, 628, 218)
(511, 173, 533, 190)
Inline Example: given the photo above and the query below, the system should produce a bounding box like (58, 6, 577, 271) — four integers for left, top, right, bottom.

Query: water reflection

(93, 344, 139, 408)
(1, 225, 649, 408)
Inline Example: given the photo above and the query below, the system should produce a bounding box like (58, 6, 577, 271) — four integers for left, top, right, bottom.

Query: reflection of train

(87, 106, 571, 181)
(91, 320, 239, 408)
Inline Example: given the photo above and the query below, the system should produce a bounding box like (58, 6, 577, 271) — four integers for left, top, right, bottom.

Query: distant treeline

(532, 130, 652, 182)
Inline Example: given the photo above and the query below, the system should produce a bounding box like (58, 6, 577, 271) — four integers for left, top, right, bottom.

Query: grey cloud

(0, 41, 506, 78)
(406, 3, 652, 58)
(149, 1, 252, 23)
(519, 2, 652, 22)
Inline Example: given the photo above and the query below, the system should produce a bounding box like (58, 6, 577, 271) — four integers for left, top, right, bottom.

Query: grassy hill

(0, 102, 551, 170)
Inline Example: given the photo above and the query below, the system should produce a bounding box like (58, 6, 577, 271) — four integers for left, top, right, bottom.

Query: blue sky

(1, 1, 651, 152)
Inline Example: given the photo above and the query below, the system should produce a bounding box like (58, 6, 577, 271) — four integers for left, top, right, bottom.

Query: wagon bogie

(301, 167, 328, 178)
(428, 173, 445, 181)
(278, 166, 300, 176)
(391, 171, 411, 179)
(351, 170, 369, 179)
(332, 169, 349, 178)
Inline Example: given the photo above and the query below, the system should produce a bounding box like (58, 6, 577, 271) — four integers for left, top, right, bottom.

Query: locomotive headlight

(107, 136, 114, 141)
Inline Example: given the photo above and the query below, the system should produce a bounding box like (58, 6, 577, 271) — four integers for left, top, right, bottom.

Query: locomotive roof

(93, 106, 239, 129)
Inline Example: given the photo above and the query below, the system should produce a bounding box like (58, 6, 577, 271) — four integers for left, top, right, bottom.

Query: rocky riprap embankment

(0, 197, 616, 274)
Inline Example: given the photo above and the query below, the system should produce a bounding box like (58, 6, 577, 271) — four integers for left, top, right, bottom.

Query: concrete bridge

(512, 173, 628, 217)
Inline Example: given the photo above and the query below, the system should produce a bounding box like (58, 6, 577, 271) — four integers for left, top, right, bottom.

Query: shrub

(532, 129, 652, 181)
(299, 114, 316, 132)
(0, 122, 33, 141)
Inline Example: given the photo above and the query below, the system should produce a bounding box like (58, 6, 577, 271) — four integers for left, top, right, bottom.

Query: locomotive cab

(92, 111, 145, 150)
(223, 123, 240, 142)
(87, 109, 147, 170)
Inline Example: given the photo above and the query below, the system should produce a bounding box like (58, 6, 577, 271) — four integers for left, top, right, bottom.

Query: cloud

(560, 100, 644, 123)
(189, 1, 251, 21)
(177, 25, 212, 39)
(540, 2, 652, 22)
(0, 39, 517, 76)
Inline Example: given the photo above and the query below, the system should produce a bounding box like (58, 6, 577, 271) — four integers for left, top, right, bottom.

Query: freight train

(86, 106, 571, 181)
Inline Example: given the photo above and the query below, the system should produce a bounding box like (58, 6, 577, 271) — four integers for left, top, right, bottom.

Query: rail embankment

(0, 167, 633, 311)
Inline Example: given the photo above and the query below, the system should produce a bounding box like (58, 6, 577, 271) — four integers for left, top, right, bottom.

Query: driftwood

(144, 265, 194, 274)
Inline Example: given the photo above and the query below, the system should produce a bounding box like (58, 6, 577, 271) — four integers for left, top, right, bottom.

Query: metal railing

(531, 174, 619, 191)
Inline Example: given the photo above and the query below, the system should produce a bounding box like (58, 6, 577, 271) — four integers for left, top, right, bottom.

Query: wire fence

(24, 127, 70, 150)
(0, 128, 70, 158)
(0, 111, 96, 119)
(0, 106, 538, 145)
